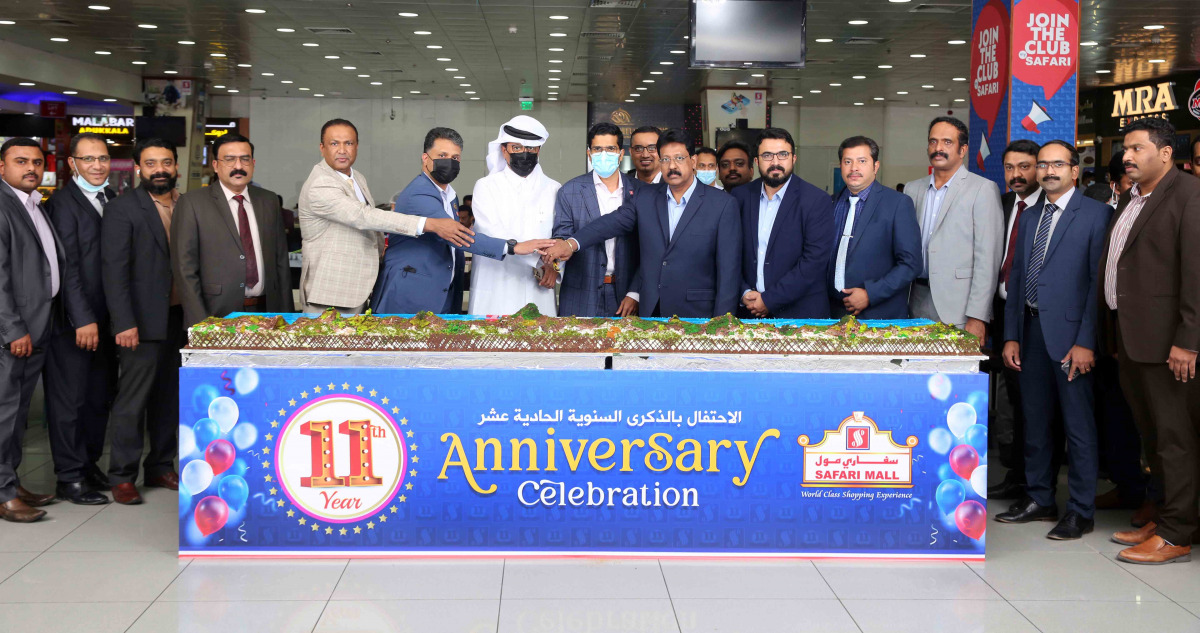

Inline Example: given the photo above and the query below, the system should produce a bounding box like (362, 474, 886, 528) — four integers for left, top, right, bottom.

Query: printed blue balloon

(937, 462, 958, 483)
(935, 479, 966, 515)
(191, 384, 219, 415)
(218, 475, 249, 511)
(966, 390, 988, 415)
(965, 424, 988, 457)
(229, 458, 249, 478)
(178, 487, 192, 518)
(193, 418, 220, 449)
(928, 428, 954, 455)
(231, 422, 257, 450)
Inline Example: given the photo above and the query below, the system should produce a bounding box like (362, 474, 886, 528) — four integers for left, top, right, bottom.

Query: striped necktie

(1024, 203, 1056, 307)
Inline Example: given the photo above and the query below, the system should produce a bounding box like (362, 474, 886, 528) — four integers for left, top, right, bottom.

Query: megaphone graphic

(976, 134, 991, 171)
(1021, 100, 1052, 134)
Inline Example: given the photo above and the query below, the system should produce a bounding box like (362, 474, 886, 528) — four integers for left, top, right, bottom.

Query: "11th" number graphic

(300, 420, 384, 487)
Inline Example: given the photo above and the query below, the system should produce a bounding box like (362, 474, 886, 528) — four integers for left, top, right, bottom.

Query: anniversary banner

(178, 367, 988, 558)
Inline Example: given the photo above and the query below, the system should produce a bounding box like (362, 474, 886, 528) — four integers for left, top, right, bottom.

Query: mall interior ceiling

(0, 0, 1196, 112)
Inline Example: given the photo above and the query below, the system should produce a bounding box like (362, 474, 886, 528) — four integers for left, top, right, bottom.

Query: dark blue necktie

(1024, 203, 1056, 307)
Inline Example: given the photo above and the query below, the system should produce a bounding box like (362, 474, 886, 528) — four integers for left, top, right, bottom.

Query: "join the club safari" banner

(178, 367, 989, 558)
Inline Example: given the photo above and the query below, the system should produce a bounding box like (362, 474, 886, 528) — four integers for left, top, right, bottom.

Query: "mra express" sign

(1111, 82, 1178, 128)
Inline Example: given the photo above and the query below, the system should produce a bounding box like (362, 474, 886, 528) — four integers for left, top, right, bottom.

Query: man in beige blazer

(298, 119, 473, 314)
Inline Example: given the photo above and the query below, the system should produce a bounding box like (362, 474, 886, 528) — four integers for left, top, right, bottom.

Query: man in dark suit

(0, 138, 98, 521)
(371, 127, 552, 314)
(554, 122, 642, 317)
(545, 129, 742, 318)
(172, 134, 293, 328)
(102, 138, 184, 505)
(732, 128, 834, 319)
(1100, 118, 1200, 565)
(997, 140, 1111, 540)
(44, 133, 117, 502)
(826, 136, 921, 319)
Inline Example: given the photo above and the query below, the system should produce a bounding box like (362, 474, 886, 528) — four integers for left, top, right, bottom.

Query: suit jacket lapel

(210, 184, 243, 249)
(249, 187, 274, 257)
(655, 188, 671, 248)
(765, 176, 798, 261)
(66, 180, 102, 225)
(931, 169, 968, 236)
(847, 184, 881, 257)
(667, 183, 705, 252)
(582, 176, 602, 223)
(0, 186, 41, 243)
(134, 188, 169, 254)
(354, 169, 375, 207)
(1122, 168, 1175, 255)
(1043, 193, 1079, 261)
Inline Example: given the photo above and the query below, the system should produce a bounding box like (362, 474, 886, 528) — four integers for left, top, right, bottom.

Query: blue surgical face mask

(591, 151, 620, 178)
(73, 173, 109, 194)
(696, 169, 718, 185)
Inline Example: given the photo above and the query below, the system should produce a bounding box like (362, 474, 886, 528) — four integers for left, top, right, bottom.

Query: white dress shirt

(998, 188, 1042, 300)
(750, 178, 791, 294)
(5, 181, 59, 298)
(592, 171, 639, 303)
(218, 182, 265, 297)
(424, 171, 458, 271)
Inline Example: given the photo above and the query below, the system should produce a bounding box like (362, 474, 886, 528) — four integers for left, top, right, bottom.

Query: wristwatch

(506, 239, 518, 255)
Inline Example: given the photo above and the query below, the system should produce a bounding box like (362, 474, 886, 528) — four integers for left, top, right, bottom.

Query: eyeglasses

(589, 145, 620, 153)
(658, 155, 690, 166)
(1036, 160, 1078, 170)
(758, 151, 792, 162)
(719, 159, 748, 169)
(217, 155, 253, 165)
(72, 155, 111, 165)
(506, 144, 540, 154)
(631, 145, 658, 155)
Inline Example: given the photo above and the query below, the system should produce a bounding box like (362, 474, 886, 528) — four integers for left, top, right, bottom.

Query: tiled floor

(3, 421, 1198, 633)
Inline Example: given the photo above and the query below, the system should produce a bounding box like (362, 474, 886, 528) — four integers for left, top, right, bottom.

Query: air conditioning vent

(844, 37, 887, 45)
(581, 31, 626, 39)
(590, 0, 639, 8)
(33, 18, 78, 27)
(909, 3, 968, 14)
(305, 27, 356, 35)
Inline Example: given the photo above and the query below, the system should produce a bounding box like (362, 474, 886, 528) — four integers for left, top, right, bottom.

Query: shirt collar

(668, 175, 699, 206)
(424, 170, 453, 196)
(1130, 182, 1152, 199)
(760, 175, 792, 203)
(592, 170, 623, 195)
(1019, 188, 1042, 207)
(1045, 187, 1075, 210)
(928, 164, 966, 191)
(218, 180, 249, 202)
(3, 181, 38, 208)
(842, 180, 875, 202)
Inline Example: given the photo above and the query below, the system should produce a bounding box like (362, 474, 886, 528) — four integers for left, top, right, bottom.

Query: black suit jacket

(101, 186, 175, 341)
(171, 184, 294, 327)
(0, 185, 93, 346)
(46, 179, 114, 325)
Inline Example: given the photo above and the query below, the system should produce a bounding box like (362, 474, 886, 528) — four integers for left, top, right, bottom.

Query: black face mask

(508, 152, 539, 177)
(431, 158, 460, 185)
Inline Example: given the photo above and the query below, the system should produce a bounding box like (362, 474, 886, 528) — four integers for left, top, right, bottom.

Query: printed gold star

(300, 391, 308, 399)
(277, 499, 285, 507)
(405, 483, 413, 490)
(277, 409, 286, 416)
(409, 443, 417, 451)
(310, 523, 319, 532)
(399, 495, 407, 503)
(355, 384, 363, 392)
(381, 396, 389, 404)
(369, 389, 377, 397)
(262, 447, 271, 455)
(288, 399, 296, 406)
(269, 487, 277, 495)
(264, 474, 273, 482)
(411, 456, 419, 463)
(262, 461, 270, 468)
(313, 385, 322, 393)
(389, 505, 398, 513)
(392, 407, 399, 414)
(325, 527, 333, 534)
(286, 509, 295, 517)
(342, 382, 350, 389)
(298, 517, 306, 525)
(328, 382, 335, 390)
(379, 515, 387, 523)
(400, 418, 408, 425)
(265, 433, 273, 441)
(409, 469, 417, 477)
(353, 526, 362, 534)
(406, 430, 414, 439)
(270, 420, 279, 428)
(367, 521, 375, 529)
(338, 527, 347, 536)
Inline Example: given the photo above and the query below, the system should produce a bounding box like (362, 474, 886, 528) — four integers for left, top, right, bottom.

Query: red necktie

(234, 194, 259, 289)
(999, 200, 1026, 284)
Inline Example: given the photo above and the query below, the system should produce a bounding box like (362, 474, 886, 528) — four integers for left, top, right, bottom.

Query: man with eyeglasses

(997, 140, 1111, 542)
(544, 128, 742, 318)
(731, 128, 834, 319)
(42, 132, 118, 504)
(553, 122, 644, 317)
(469, 115, 562, 316)
(717, 141, 754, 191)
(172, 133, 293, 328)
(371, 127, 554, 314)
(628, 126, 662, 185)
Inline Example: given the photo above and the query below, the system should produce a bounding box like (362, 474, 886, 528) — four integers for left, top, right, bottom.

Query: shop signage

(1188, 79, 1200, 122)
(1111, 82, 1178, 127)
(71, 115, 134, 136)
(40, 101, 67, 118)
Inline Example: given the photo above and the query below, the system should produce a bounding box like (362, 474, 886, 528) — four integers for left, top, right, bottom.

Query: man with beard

(997, 140, 1111, 541)
(904, 116, 1004, 344)
(717, 141, 754, 191)
(371, 127, 554, 314)
(734, 128, 834, 319)
(468, 116, 562, 316)
(628, 126, 662, 185)
(544, 129, 742, 318)
(101, 138, 182, 505)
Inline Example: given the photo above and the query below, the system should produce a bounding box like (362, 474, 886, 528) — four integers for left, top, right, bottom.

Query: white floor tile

(502, 560, 669, 600)
(1012, 600, 1200, 633)
(331, 559, 503, 600)
(843, 599, 1039, 633)
(814, 560, 1001, 600)
(1181, 603, 1200, 618)
(968, 551, 1167, 602)
(674, 598, 858, 633)
(49, 499, 179, 552)
(316, 599, 500, 633)
(1118, 556, 1200, 603)
(0, 551, 186, 602)
(985, 517, 1095, 553)
(498, 598, 679, 633)
(0, 552, 38, 583)
(159, 559, 347, 602)
(660, 560, 835, 599)
(126, 600, 326, 633)
(0, 507, 101, 552)
(0, 601, 148, 633)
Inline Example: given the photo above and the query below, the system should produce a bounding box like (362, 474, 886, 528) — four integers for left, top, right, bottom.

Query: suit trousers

(43, 324, 116, 483)
(1117, 339, 1200, 545)
(908, 283, 964, 327)
(0, 348, 46, 503)
(600, 283, 619, 317)
(1020, 313, 1098, 518)
(1094, 355, 1146, 503)
(107, 306, 183, 484)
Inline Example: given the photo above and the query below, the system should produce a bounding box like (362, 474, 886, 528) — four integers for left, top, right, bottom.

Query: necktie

(999, 200, 1026, 284)
(234, 194, 259, 290)
(833, 196, 859, 291)
(1024, 203, 1056, 308)
(96, 190, 107, 205)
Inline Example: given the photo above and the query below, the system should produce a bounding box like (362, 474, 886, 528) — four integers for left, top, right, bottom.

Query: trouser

(43, 323, 116, 483)
(600, 283, 619, 317)
(1094, 354, 1146, 503)
(1020, 313, 1098, 518)
(107, 307, 183, 484)
(303, 301, 366, 317)
(907, 281, 965, 328)
(0, 347, 46, 503)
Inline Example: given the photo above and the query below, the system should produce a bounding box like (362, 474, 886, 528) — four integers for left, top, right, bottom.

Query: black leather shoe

(55, 481, 110, 505)
(83, 464, 109, 492)
(988, 479, 1026, 500)
(1047, 511, 1094, 540)
(996, 497, 1058, 523)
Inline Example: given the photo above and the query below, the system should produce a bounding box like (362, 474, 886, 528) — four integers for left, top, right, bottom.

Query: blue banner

(179, 367, 988, 558)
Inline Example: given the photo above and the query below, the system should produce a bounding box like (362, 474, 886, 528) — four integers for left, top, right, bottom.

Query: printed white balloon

(970, 465, 988, 498)
(946, 402, 977, 437)
(928, 428, 954, 455)
(927, 374, 952, 401)
(179, 424, 197, 458)
(232, 422, 258, 450)
(234, 368, 259, 395)
(181, 459, 214, 496)
(208, 396, 240, 433)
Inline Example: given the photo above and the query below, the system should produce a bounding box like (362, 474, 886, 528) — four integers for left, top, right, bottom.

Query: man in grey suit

(904, 116, 1004, 342)
(0, 138, 98, 522)
(172, 134, 294, 328)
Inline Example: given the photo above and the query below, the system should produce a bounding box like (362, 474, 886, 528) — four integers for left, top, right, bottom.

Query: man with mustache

(735, 128, 834, 318)
(0, 138, 96, 521)
(997, 140, 1111, 541)
(628, 126, 662, 185)
(544, 128, 742, 318)
(1101, 117, 1200, 565)
(904, 116, 1004, 344)
(102, 138, 185, 504)
(717, 141, 754, 191)
(172, 133, 294, 329)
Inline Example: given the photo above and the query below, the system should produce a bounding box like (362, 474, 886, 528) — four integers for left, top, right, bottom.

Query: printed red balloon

(948, 444, 980, 480)
(955, 499, 987, 540)
(205, 439, 236, 475)
(194, 496, 229, 536)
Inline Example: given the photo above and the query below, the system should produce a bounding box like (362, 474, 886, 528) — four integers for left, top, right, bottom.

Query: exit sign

(519, 96, 534, 111)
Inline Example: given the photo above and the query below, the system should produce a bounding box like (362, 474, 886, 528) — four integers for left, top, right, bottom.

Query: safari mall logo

(798, 412, 917, 488)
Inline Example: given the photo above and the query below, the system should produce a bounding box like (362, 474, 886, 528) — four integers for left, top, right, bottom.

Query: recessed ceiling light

(411, 90, 421, 94)
(325, 55, 340, 59)
(550, 15, 568, 20)
(436, 57, 452, 61)
(88, 5, 110, 9)
(445, 67, 458, 71)
(179, 40, 195, 45)
(830, 83, 842, 87)
(953, 98, 965, 102)
(873, 97, 885, 101)
(413, 30, 431, 35)
(18, 82, 35, 86)
(357, 74, 370, 78)
(910, 53, 926, 58)
(470, 97, 479, 100)
(549, 69, 561, 73)
(314, 93, 324, 97)
(459, 83, 470, 87)
(792, 95, 803, 99)
(103, 98, 117, 102)
(549, 32, 566, 37)
(878, 64, 892, 69)
(852, 75, 866, 79)
(426, 45, 442, 49)
(778, 101, 789, 105)
(392, 95, 403, 99)
(952, 76, 966, 81)
(636, 87, 648, 91)
(549, 97, 558, 101)
(0, 20, 14, 25)
(815, 38, 833, 43)
(281, 80, 293, 84)
(922, 84, 934, 88)
(262, 72, 274, 76)
(629, 93, 639, 97)
(138, 24, 157, 29)
(164, 70, 178, 74)
(548, 48, 563, 52)
(95, 50, 111, 55)
(237, 63, 251, 68)
(659, 61, 674, 65)
(670, 49, 685, 54)
(1096, 69, 1111, 73)
(227, 89, 239, 93)
(736, 81, 749, 86)
(277, 28, 295, 33)
(948, 39, 966, 45)
(810, 89, 822, 93)
(214, 85, 226, 89)
(549, 59, 563, 63)
(930, 103, 940, 107)
(453, 75, 465, 79)
(1080, 41, 1098, 46)
(299, 87, 310, 91)
(342, 66, 356, 70)
(302, 42, 319, 47)
(848, 19, 868, 25)
(245, 8, 266, 13)
(751, 73, 764, 77)
(465, 90, 476, 94)
(1143, 24, 1164, 30)
(371, 81, 383, 85)
(63, 90, 78, 95)
(398, 12, 418, 17)
(211, 53, 226, 57)
(625, 99, 634, 103)
(642, 79, 655, 83)
(1149, 59, 1166, 63)
(650, 71, 663, 75)
(897, 91, 908, 95)
(51, 37, 69, 42)
(854, 102, 864, 105)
